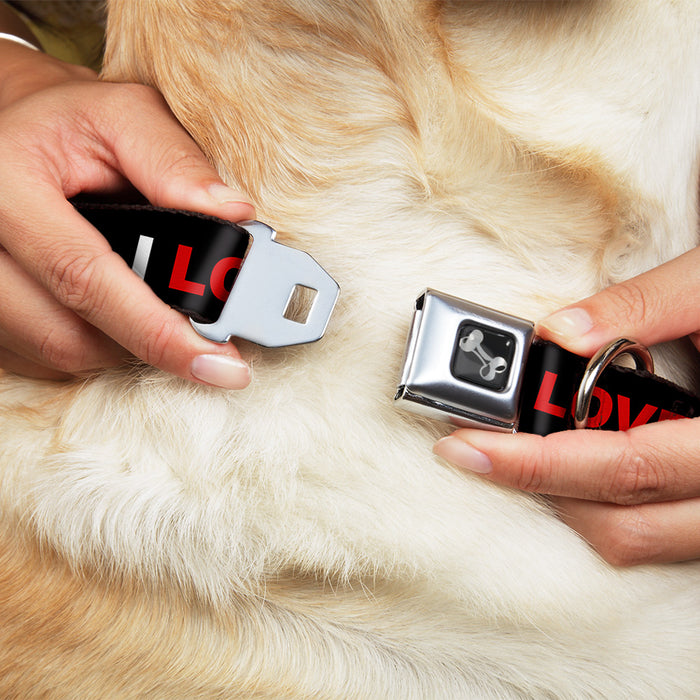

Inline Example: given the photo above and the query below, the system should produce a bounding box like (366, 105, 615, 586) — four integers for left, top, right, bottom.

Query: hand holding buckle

(395, 289, 698, 434)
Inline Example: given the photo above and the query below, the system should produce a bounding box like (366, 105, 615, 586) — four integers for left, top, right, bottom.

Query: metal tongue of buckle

(191, 221, 339, 347)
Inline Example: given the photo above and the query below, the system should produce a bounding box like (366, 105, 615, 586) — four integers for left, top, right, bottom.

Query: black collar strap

(517, 337, 699, 434)
(74, 202, 339, 347)
(72, 209, 698, 435)
(395, 289, 700, 435)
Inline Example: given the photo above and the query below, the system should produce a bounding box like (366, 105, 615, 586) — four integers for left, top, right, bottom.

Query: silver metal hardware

(191, 221, 339, 347)
(395, 289, 535, 432)
(574, 338, 653, 429)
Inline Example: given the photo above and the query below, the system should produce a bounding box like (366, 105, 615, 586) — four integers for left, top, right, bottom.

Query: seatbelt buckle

(191, 221, 340, 347)
(395, 289, 535, 432)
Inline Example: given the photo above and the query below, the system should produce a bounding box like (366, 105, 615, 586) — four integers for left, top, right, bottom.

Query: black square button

(451, 323, 515, 391)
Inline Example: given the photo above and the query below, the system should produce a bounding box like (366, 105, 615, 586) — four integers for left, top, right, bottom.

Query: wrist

(0, 32, 40, 51)
(0, 42, 96, 110)
(0, 1, 41, 48)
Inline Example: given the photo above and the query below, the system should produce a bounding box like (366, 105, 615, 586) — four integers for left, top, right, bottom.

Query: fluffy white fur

(1, 0, 699, 696)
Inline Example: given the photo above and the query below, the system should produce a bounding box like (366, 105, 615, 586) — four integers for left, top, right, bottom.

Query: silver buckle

(191, 221, 339, 347)
(395, 289, 535, 432)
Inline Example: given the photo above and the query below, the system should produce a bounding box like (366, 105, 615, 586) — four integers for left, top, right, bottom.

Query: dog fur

(1, 0, 699, 696)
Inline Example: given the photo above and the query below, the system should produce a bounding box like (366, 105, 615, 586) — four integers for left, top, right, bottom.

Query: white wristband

(0, 32, 40, 51)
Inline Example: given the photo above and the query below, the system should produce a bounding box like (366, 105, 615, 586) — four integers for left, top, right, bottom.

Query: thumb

(104, 85, 255, 222)
(536, 246, 700, 356)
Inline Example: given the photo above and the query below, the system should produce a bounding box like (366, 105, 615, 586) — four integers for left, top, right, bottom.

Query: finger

(0, 80, 255, 220)
(1, 193, 251, 388)
(535, 246, 700, 356)
(553, 496, 700, 566)
(0, 345, 73, 380)
(84, 83, 256, 221)
(433, 418, 700, 505)
(0, 250, 126, 372)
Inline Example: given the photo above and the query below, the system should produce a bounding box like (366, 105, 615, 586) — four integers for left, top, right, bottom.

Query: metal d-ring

(573, 338, 654, 429)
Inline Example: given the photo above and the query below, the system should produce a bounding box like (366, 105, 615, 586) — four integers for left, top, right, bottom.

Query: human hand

(434, 246, 700, 566)
(0, 39, 255, 387)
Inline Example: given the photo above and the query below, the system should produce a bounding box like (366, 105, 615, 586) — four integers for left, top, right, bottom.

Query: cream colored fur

(1, 1, 699, 696)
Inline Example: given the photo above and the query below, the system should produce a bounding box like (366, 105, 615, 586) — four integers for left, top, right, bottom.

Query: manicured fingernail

(190, 354, 250, 389)
(433, 436, 492, 474)
(539, 307, 594, 341)
(207, 183, 252, 207)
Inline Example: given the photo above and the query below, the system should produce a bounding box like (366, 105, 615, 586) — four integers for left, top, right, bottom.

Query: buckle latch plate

(191, 221, 339, 347)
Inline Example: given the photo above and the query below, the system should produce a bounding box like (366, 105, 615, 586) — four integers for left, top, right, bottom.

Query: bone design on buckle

(454, 325, 514, 389)
(395, 289, 700, 435)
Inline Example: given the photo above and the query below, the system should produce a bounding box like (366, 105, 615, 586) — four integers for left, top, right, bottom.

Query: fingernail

(433, 436, 492, 474)
(207, 183, 252, 207)
(190, 354, 250, 389)
(539, 307, 594, 341)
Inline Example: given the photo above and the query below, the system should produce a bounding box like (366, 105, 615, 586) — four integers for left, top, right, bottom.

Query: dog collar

(74, 202, 339, 347)
(395, 289, 700, 435)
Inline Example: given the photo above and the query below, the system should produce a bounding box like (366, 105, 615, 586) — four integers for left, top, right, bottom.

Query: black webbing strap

(74, 201, 250, 324)
(518, 338, 700, 435)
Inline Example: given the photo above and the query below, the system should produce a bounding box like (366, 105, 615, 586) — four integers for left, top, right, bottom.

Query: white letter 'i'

(131, 235, 154, 279)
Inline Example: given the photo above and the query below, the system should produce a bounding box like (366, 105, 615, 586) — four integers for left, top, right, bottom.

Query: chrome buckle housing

(395, 289, 535, 432)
